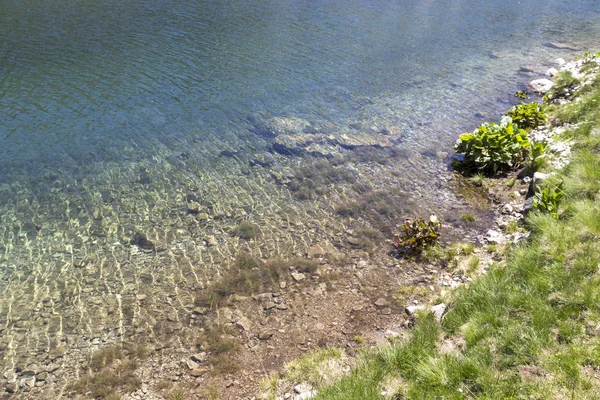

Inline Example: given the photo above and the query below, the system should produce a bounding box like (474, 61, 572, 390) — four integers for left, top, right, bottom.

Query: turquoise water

(1, 0, 600, 395)
(2, 0, 600, 164)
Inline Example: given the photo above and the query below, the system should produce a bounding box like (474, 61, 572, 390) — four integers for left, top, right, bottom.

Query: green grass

(459, 212, 476, 223)
(308, 61, 600, 399)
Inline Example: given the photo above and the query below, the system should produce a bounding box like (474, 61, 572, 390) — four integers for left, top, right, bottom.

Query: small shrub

(460, 212, 476, 223)
(505, 220, 519, 234)
(469, 172, 486, 187)
(169, 390, 186, 400)
(466, 256, 480, 273)
(547, 71, 580, 100)
(514, 90, 530, 100)
(528, 140, 548, 171)
(447, 242, 476, 258)
(394, 285, 430, 303)
(507, 102, 547, 130)
(394, 215, 442, 256)
(454, 117, 530, 173)
(533, 182, 565, 219)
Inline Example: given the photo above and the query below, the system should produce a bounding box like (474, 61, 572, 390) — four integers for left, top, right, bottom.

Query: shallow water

(1, 0, 600, 394)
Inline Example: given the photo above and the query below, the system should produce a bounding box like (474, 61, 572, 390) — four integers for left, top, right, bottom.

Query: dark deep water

(2, 0, 600, 166)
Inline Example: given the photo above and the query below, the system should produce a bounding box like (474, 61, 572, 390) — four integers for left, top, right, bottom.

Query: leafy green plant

(455, 117, 530, 173)
(507, 102, 547, 130)
(514, 90, 530, 100)
(533, 182, 565, 218)
(576, 52, 600, 63)
(394, 215, 442, 256)
(528, 140, 548, 170)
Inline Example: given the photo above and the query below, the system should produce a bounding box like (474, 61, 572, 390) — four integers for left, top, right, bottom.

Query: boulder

(430, 303, 447, 322)
(405, 305, 425, 316)
(530, 78, 554, 94)
(485, 229, 506, 245)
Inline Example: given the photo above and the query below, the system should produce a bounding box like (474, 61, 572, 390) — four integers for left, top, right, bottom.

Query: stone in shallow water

(546, 42, 580, 51)
(130, 232, 155, 250)
(204, 236, 218, 246)
(187, 201, 201, 214)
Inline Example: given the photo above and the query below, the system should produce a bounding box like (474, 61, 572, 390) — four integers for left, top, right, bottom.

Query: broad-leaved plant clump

(514, 90, 530, 100)
(454, 116, 530, 173)
(533, 182, 565, 219)
(394, 215, 442, 256)
(507, 102, 547, 130)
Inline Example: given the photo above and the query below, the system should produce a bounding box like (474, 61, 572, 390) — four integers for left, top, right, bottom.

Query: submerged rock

(546, 42, 580, 51)
(130, 232, 155, 250)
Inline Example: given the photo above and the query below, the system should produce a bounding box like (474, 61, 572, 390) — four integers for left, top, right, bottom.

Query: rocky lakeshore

(260, 54, 600, 399)
(1, 49, 598, 400)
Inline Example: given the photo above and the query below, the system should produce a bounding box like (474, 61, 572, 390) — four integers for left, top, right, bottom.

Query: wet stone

(204, 236, 218, 246)
(197, 212, 209, 221)
(347, 236, 361, 247)
(5, 382, 17, 394)
(130, 232, 155, 250)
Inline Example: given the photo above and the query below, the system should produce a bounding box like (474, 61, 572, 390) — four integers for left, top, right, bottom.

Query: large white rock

(530, 78, 554, 94)
(430, 303, 447, 322)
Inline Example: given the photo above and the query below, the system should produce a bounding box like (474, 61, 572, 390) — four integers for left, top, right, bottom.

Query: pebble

(291, 272, 305, 282)
(187, 201, 201, 214)
(191, 352, 207, 363)
(204, 236, 218, 246)
(186, 359, 200, 370)
(190, 368, 207, 377)
(374, 298, 388, 307)
(258, 330, 274, 340)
